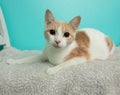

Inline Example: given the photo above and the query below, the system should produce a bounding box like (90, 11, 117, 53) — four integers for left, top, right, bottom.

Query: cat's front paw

(6, 59, 20, 65)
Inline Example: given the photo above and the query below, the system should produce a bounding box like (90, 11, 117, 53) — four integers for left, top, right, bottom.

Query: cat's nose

(55, 40, 61, 45)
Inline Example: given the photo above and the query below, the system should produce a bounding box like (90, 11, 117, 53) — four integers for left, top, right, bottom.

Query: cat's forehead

(46, 20, 73, 32)
(53, 21, 69, 29)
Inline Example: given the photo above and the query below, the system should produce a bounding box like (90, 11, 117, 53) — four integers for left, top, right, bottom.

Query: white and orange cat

(7, 9, 115, 74)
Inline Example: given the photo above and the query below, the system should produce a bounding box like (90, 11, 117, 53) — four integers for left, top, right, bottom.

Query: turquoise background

(0, 0, 120, 50)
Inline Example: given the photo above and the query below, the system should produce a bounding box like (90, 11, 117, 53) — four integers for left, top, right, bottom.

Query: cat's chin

(53, 45, 62, 48)
(52, 45, 65, 49)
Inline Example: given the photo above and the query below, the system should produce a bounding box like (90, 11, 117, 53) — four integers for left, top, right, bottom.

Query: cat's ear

(69, 16, 81, 30)
(45, 9, 55, 25)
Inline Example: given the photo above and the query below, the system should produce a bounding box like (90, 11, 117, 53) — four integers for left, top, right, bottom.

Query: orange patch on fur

(65, 31, 90, 61)
(61, 23, 76, 44)
(65, 47, 90, 61)
(105, 37, 113, 52)
(75, 31, 90, 48)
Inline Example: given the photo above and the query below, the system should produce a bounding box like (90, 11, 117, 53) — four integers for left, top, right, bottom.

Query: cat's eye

(64, 32, 70, 37)
(49, 29, 56, 35)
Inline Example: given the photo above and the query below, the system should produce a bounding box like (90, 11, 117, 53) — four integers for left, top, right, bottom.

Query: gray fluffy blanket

(0, 47, 120, 95)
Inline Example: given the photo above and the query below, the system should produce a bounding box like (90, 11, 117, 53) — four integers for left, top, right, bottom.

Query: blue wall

(0, 0, 120, 50)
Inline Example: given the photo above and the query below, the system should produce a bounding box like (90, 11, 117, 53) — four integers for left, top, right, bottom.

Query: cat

(7, 9, 115, 74)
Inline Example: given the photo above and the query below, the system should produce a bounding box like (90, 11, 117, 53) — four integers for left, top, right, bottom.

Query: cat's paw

(46, 67, 58, 75)
(6, 59, 19, 65)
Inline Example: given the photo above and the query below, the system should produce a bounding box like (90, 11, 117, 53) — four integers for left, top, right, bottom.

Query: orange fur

(65, 31, 90, 61)
(105, 37, 113, 52)
(75, 31, 90, 48)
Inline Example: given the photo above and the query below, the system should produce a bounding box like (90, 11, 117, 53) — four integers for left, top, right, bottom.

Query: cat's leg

(47, 57, 87, 75)
(7, 53, 47, 64)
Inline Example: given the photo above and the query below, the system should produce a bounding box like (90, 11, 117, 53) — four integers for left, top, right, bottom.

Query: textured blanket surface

(0, 47, 120, 95)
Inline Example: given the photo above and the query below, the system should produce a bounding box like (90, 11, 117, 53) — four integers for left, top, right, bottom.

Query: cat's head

(44, 9, 81, 48)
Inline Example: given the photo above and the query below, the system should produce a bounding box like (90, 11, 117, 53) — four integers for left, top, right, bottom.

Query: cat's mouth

(53, 45, 61, 48)
(53, 44, 62, 48)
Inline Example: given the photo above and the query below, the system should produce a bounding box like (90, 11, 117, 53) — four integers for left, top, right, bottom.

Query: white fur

(7, 28, 114, 74)
(56, 26, 63, 40)
(79, 28, 114, 60)
(47, 57, 86, 74)
(45, 40, 78, 65)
